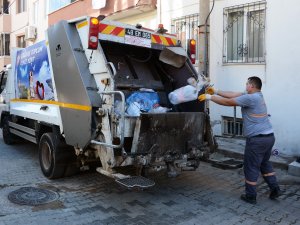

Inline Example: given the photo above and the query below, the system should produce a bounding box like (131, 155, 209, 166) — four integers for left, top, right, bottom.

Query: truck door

(0, 70, 7, 95)
(0, 70, 8, 105)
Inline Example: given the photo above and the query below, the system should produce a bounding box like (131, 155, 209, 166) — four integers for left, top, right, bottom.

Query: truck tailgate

(135, 112, 205, 155)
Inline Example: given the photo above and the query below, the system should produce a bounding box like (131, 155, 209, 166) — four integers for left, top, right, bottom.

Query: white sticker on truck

(124, 28, 151, 48)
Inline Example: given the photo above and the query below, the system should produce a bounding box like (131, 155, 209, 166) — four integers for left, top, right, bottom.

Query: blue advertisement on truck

(15, 40, 54, 101)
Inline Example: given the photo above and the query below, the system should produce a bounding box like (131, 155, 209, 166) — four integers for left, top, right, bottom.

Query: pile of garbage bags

(115, 75, 209, 117)
(114, 89, 171, 117)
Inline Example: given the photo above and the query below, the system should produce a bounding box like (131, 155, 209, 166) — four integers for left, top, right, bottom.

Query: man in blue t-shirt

(198, 76, 281, 204)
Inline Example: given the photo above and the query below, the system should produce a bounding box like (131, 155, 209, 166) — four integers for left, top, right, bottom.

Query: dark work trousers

(244, 135, 278, 196)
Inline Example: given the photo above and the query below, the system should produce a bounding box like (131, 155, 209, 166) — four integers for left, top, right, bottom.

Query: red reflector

(187, 39, 196, 64)
(88, 17, 99, 50)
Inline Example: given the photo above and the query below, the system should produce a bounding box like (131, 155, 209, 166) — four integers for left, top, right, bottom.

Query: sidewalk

(214, 136, 296, 170)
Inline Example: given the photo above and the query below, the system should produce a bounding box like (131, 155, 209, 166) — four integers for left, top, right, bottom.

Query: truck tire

(2, 117, 16, 145)
(39, 132, 66, 179)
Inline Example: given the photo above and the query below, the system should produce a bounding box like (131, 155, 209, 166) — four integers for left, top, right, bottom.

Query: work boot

(269, 187, 282, 200)
(241, 194, 257, 204)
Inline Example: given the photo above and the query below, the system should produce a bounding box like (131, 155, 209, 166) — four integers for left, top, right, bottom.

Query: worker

(199, 76, 281, 204)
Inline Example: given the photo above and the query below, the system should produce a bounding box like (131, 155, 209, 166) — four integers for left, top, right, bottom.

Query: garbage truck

(0, 17, 214, 188)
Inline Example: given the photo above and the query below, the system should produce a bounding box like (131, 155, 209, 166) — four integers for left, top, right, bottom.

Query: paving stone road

(0, 130, 300, 225)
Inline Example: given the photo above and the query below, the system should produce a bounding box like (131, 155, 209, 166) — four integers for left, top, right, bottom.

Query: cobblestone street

(0, 131, 300, 225)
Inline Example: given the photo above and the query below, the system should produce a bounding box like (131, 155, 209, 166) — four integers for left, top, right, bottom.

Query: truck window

(0, 71, 7, 94)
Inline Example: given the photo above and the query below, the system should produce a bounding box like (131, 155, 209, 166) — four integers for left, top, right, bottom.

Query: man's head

(246, 76, 262, 93)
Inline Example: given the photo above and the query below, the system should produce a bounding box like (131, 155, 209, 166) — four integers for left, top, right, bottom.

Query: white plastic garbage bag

(168, 75, 209, 105)
(168, 85, 198, 105)
(149, 104, 171, 113)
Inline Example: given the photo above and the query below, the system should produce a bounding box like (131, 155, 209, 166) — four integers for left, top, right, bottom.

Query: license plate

(125, 28, 151, 39)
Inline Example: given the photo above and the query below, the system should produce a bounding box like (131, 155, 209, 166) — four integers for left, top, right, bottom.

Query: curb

(216, 148, 290, 170)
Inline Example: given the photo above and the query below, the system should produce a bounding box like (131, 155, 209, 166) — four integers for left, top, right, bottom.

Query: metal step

(115, 176, 155, 189)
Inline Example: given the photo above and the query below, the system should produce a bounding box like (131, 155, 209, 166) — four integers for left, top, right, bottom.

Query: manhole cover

(8, 187, 59, 206)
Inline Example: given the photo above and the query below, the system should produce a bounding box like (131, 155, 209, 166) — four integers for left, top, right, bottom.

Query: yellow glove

(198, 94, 212, 101)
(205, 86, 216, 95)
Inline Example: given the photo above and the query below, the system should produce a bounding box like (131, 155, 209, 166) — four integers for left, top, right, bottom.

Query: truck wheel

(39, 132, 65, 179)
(2, 117, 16, 145)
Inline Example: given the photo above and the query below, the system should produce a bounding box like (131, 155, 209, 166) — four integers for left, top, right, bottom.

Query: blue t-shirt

(234, 92, 273, 137)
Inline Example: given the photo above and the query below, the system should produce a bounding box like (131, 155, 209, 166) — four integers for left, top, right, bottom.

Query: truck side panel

(47, 20, 101, 148)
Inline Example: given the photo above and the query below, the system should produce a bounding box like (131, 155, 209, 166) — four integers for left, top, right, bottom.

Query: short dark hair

(248, 76, 262, 90)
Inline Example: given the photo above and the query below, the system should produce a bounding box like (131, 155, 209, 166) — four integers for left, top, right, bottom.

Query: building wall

(116, 10, 157, 29)
(48, 0, 157, 27)
(0, 57, 10, 69)
(0, 13, 11, 69)
(10, 2, 28, 48)
(158, 0, 200, 31)
(0, 14, 11, 32)
(99, 0, 157, 16)
(8, 0, 48, 57)
(209, 0, 300, 156)
(48, 0, 99, 26)
(28, 0, 48, 42)
(158, 0, 201, 71)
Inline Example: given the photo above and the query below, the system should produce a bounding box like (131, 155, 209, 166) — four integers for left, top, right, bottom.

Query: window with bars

(17, 35, 26, 48)
(0, 33, 10, 56)
(222, 116, 243, 137)
(171, 14, 199, 62)
(1, 0, 10, 14)
(223, 1, 266, 63)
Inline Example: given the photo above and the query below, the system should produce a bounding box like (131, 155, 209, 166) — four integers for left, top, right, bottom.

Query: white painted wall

(209, 0, 300, 156)
(10, 1, 29, 48)
(119, 10, 157, 30)
(10, 0, 48, 48)
(158, 0, 199, 31)
(28, 0, 48, 42)
(118, 0, 200, 31)
(158, 0, 201, 71)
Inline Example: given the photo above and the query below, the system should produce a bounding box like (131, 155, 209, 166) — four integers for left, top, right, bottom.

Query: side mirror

(0, 71, 7, 94)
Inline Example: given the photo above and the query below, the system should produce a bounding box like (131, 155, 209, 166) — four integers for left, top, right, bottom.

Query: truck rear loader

(0, 17, 214, 188)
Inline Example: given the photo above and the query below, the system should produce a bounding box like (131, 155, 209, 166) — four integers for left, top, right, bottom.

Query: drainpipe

(198, 0, 209, 76)
(158, 0, 162, 24)
(203, 0, 215, 77)
(233, 106, 236, 137)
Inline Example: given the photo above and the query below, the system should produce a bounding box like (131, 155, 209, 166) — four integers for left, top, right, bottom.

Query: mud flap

(134, 112, 205, 156)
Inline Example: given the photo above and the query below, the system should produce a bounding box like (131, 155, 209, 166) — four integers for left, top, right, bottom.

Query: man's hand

(205, 86, 217, 95)
(198, 94, 212, 101)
